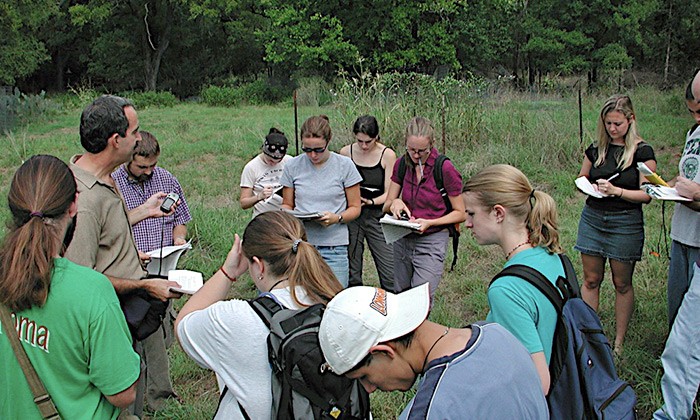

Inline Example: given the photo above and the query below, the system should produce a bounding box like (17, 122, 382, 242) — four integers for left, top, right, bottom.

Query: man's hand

(173, 237, 187, 246)
(144, 192, 178, 217)
(128, 192, 179, 225)
(142, 278, 183, 301)
(138, 251, 151, 268)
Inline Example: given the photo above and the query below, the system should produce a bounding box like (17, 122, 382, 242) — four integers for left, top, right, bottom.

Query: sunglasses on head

(301, 146, 327, 154)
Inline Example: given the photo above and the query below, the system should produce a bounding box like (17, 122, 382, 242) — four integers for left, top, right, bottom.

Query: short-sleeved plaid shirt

(112, 165, 192, 252)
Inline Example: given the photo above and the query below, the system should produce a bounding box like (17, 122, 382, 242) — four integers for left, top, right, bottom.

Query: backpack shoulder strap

(248, 294, 284, 329)
(490, 264, 565, 314)
(397, 156, 407, 186)
(557, 254, 581, 300)
(433, 154, 448, 198)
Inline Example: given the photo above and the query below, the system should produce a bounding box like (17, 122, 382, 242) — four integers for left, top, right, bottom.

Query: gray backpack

(244, 294, 370, 420)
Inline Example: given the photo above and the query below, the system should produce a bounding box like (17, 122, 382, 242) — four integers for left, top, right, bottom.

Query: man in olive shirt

(65, 95, 181, 416)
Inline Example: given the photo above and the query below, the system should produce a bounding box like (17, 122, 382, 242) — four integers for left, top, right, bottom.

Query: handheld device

(160, 192, 179, 213)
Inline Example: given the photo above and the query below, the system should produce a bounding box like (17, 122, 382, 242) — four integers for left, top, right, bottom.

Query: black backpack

(241, 294, 370, 420)
(397, 155, 460, 271)
(490, 254, 637, 419)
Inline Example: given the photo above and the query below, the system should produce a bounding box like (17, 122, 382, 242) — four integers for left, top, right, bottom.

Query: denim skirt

(574, 205, 644, 262)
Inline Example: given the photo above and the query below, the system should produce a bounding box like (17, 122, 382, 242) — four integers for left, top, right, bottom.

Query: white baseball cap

(319, 283, 430, 375)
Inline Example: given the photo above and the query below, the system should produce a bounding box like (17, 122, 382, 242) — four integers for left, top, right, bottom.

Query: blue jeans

(667, 240, 700, 327)
(654, 263, 700, 420)
(316, 245, 349, 288)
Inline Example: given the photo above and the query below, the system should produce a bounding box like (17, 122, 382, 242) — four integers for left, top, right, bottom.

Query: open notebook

(146, 241, 192, 277)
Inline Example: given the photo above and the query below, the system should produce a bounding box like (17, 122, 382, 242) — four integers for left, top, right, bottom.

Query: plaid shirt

(112, 165, 192, 252)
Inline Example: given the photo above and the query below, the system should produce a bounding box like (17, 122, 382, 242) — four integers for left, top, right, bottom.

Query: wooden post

(293, 90, 299, 155)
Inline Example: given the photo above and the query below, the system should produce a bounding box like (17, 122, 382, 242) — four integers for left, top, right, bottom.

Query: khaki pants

(129, 302, 177, 416)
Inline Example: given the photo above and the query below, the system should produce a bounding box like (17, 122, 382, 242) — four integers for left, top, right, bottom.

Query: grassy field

(1, 85, 693, 418)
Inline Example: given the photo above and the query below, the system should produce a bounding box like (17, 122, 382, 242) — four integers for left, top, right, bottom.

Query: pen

(606, 173, 620, 182)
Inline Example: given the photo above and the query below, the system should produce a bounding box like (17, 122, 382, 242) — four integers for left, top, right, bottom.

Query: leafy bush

(201, 85, 241, 107)
(122, 91, 179, 108)
(201, 79, 291, 107)
(237, 79, 290, 105)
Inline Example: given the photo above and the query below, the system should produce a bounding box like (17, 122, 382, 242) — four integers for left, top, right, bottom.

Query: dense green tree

(256, 0, 357, 77)
(8, 0, 700, 93)
(0, 0, 56, 85)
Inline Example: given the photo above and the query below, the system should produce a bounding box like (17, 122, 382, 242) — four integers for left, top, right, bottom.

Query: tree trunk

(663, 0, 673, 86)
(55, 53, 68, 91)
(142, 1, 172, 91)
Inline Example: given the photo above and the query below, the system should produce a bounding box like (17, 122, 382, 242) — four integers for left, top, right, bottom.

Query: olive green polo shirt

(65, 155, 146, 281)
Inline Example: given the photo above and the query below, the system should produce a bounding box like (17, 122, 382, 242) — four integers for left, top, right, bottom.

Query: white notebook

(168, 270, 204, 294)
(146, 241, 192, 276)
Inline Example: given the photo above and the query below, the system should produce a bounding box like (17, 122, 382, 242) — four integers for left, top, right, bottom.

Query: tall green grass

(0, 84, 693, 419)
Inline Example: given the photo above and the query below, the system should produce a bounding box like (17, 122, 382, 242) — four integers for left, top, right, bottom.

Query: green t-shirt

(1, 258, 140, 419)
(486, 247, 564, 362)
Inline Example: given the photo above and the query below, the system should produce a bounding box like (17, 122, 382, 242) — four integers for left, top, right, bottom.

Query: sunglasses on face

(302, 146, 327, 154)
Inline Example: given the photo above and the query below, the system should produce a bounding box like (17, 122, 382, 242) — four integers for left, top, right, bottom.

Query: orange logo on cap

(369, 289, 387, 316)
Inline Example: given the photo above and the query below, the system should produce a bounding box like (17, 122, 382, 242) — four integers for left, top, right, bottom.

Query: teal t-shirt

(1, 258, 140, 419)
(486, 247, 564, 362)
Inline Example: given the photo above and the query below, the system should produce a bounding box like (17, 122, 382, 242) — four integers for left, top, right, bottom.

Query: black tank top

(351, 146, 387, 201)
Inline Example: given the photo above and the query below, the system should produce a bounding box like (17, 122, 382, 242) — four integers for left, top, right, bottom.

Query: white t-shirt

(177, 287, 314, 419)
(240, 154, 292, 217)
(671, 125, 700, 247)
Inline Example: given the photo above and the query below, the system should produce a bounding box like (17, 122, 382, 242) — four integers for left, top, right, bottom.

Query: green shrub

(237, 79, 290, 105)
(201, 85, 241, 107)
(120, 90, 179, 108)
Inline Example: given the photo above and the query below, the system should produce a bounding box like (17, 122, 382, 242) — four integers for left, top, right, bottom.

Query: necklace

(422, 327, 450, 372)
(506, 241, 531, 260)
(268, 278, 288, 292)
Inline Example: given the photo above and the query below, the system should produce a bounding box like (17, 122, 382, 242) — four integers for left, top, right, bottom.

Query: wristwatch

(337, 214, 344, 224)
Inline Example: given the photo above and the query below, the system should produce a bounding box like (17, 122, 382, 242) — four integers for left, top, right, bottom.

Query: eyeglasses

(405, 147, 430, 156)
(301, 146, 327, 154)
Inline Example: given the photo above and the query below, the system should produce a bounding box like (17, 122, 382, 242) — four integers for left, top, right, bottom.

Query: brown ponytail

(0, 155, 77, 311)
(242, 212, 342, 306)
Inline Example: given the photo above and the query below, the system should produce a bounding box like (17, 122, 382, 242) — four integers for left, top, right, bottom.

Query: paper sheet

(642, 184, 692, 201)
(575, 177, 605, 198)
(283, 209, 323, 220)
(379, 215, 421, 244)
